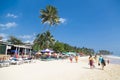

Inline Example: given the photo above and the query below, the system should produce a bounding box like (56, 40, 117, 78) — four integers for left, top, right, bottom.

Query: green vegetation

(40, 5, 60, 27)
(33, 31, 55, 50)
(37, 5, 60, 50)
(7, 36, 23, 45)
(32, 31, 95, 55)
(98, 50, 113, 55)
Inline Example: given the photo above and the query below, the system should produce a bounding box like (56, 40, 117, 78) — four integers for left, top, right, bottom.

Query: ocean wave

(105, 55, 120, 59)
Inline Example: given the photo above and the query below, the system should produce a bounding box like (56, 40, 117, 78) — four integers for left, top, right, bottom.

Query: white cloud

(59, 18, 66, 23)
(19, 33, 36, 44)
(0, 33, 36, 44)
(42, 18, 66, 25)
(6, 13, 18, 18)
(19, 35, 32, 39)
(0, 33, 8, 38)
(0, 22, 17, 30)
(24, 40, 33, 44)
(0, 33, 8, 41)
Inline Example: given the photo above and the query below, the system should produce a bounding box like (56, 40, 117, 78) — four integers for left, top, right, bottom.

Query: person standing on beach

(89, 54, 94, 69)
(98, 55, 106, 70)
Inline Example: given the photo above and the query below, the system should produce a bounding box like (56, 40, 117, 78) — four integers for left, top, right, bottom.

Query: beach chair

(0, 61, 4, 68)
(2, 60, 10, 67)
(10, 58, 22, 65)
(0, 57, 10, 67)
(23, 58, 32, 63)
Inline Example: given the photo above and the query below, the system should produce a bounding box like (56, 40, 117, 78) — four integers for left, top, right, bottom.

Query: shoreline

(105, 55, 120, 64)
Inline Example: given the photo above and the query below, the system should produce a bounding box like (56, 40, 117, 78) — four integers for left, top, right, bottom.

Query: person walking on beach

(98, 55, 106, 70)
(69, 55, 73, 63)
(93, 54, 98, 66)
(75, 53, 79, 63)
(107, 59, 110, 64)
(93, 54, 97, 63)
(89, 54, 94, 69)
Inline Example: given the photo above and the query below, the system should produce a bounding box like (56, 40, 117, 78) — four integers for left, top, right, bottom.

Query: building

(0, 42, 32, 56)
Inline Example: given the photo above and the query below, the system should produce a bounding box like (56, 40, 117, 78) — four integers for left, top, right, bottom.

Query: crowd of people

(68, 53, 109, 70)
(88, 54, 109, 70)
(68, 53, 79, 63)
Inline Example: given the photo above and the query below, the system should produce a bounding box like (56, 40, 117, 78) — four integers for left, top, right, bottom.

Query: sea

(105, 53, 120, 64)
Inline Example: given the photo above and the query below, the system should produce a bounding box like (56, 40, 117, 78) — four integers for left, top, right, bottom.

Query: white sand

(0, 57, 120, 80)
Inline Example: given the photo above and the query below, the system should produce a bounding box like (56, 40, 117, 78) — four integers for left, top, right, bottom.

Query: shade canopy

(65, 52, 76, 56)
(41, 49, 54, 53)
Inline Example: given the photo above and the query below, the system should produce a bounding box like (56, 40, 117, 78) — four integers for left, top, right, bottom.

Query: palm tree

(45, 31, 55, 48)
(33, 31, 55, 50)
(38, 5, 60, 49)
(40, 5, 60, 27)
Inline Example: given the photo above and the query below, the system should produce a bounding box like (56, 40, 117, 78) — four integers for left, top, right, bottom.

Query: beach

(0, 56, 120, 80)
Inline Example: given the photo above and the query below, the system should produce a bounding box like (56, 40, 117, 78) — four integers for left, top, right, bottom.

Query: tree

(53, 41, 64, 52)
(7, 36, 23, 45)
(33, 31, 55, 50)
(79, 47, 95, 55)
(98, 50, 112, 55)
(45, 31, 55, 48)
(0, 36, 3, 42)
(38, 5, 60, 49)
(40, 5, 60, 27)
(33, 33, 45, 50)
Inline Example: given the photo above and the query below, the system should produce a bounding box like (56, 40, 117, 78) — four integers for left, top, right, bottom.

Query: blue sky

(0, 0, 120, 54)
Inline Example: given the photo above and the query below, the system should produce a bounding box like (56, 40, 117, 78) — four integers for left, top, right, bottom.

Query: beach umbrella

(41, 49, 54, 53)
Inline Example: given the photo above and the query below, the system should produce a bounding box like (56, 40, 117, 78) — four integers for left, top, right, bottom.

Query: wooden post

(5, 44, 8, 55)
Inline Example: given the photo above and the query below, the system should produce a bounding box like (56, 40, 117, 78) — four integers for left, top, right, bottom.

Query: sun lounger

(2, 60, 10, 67)
(10, 58, 23, 65)
(0, 61, 4, 68)
(23, 58, 32, 63)
(0, 60, 10, 67)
